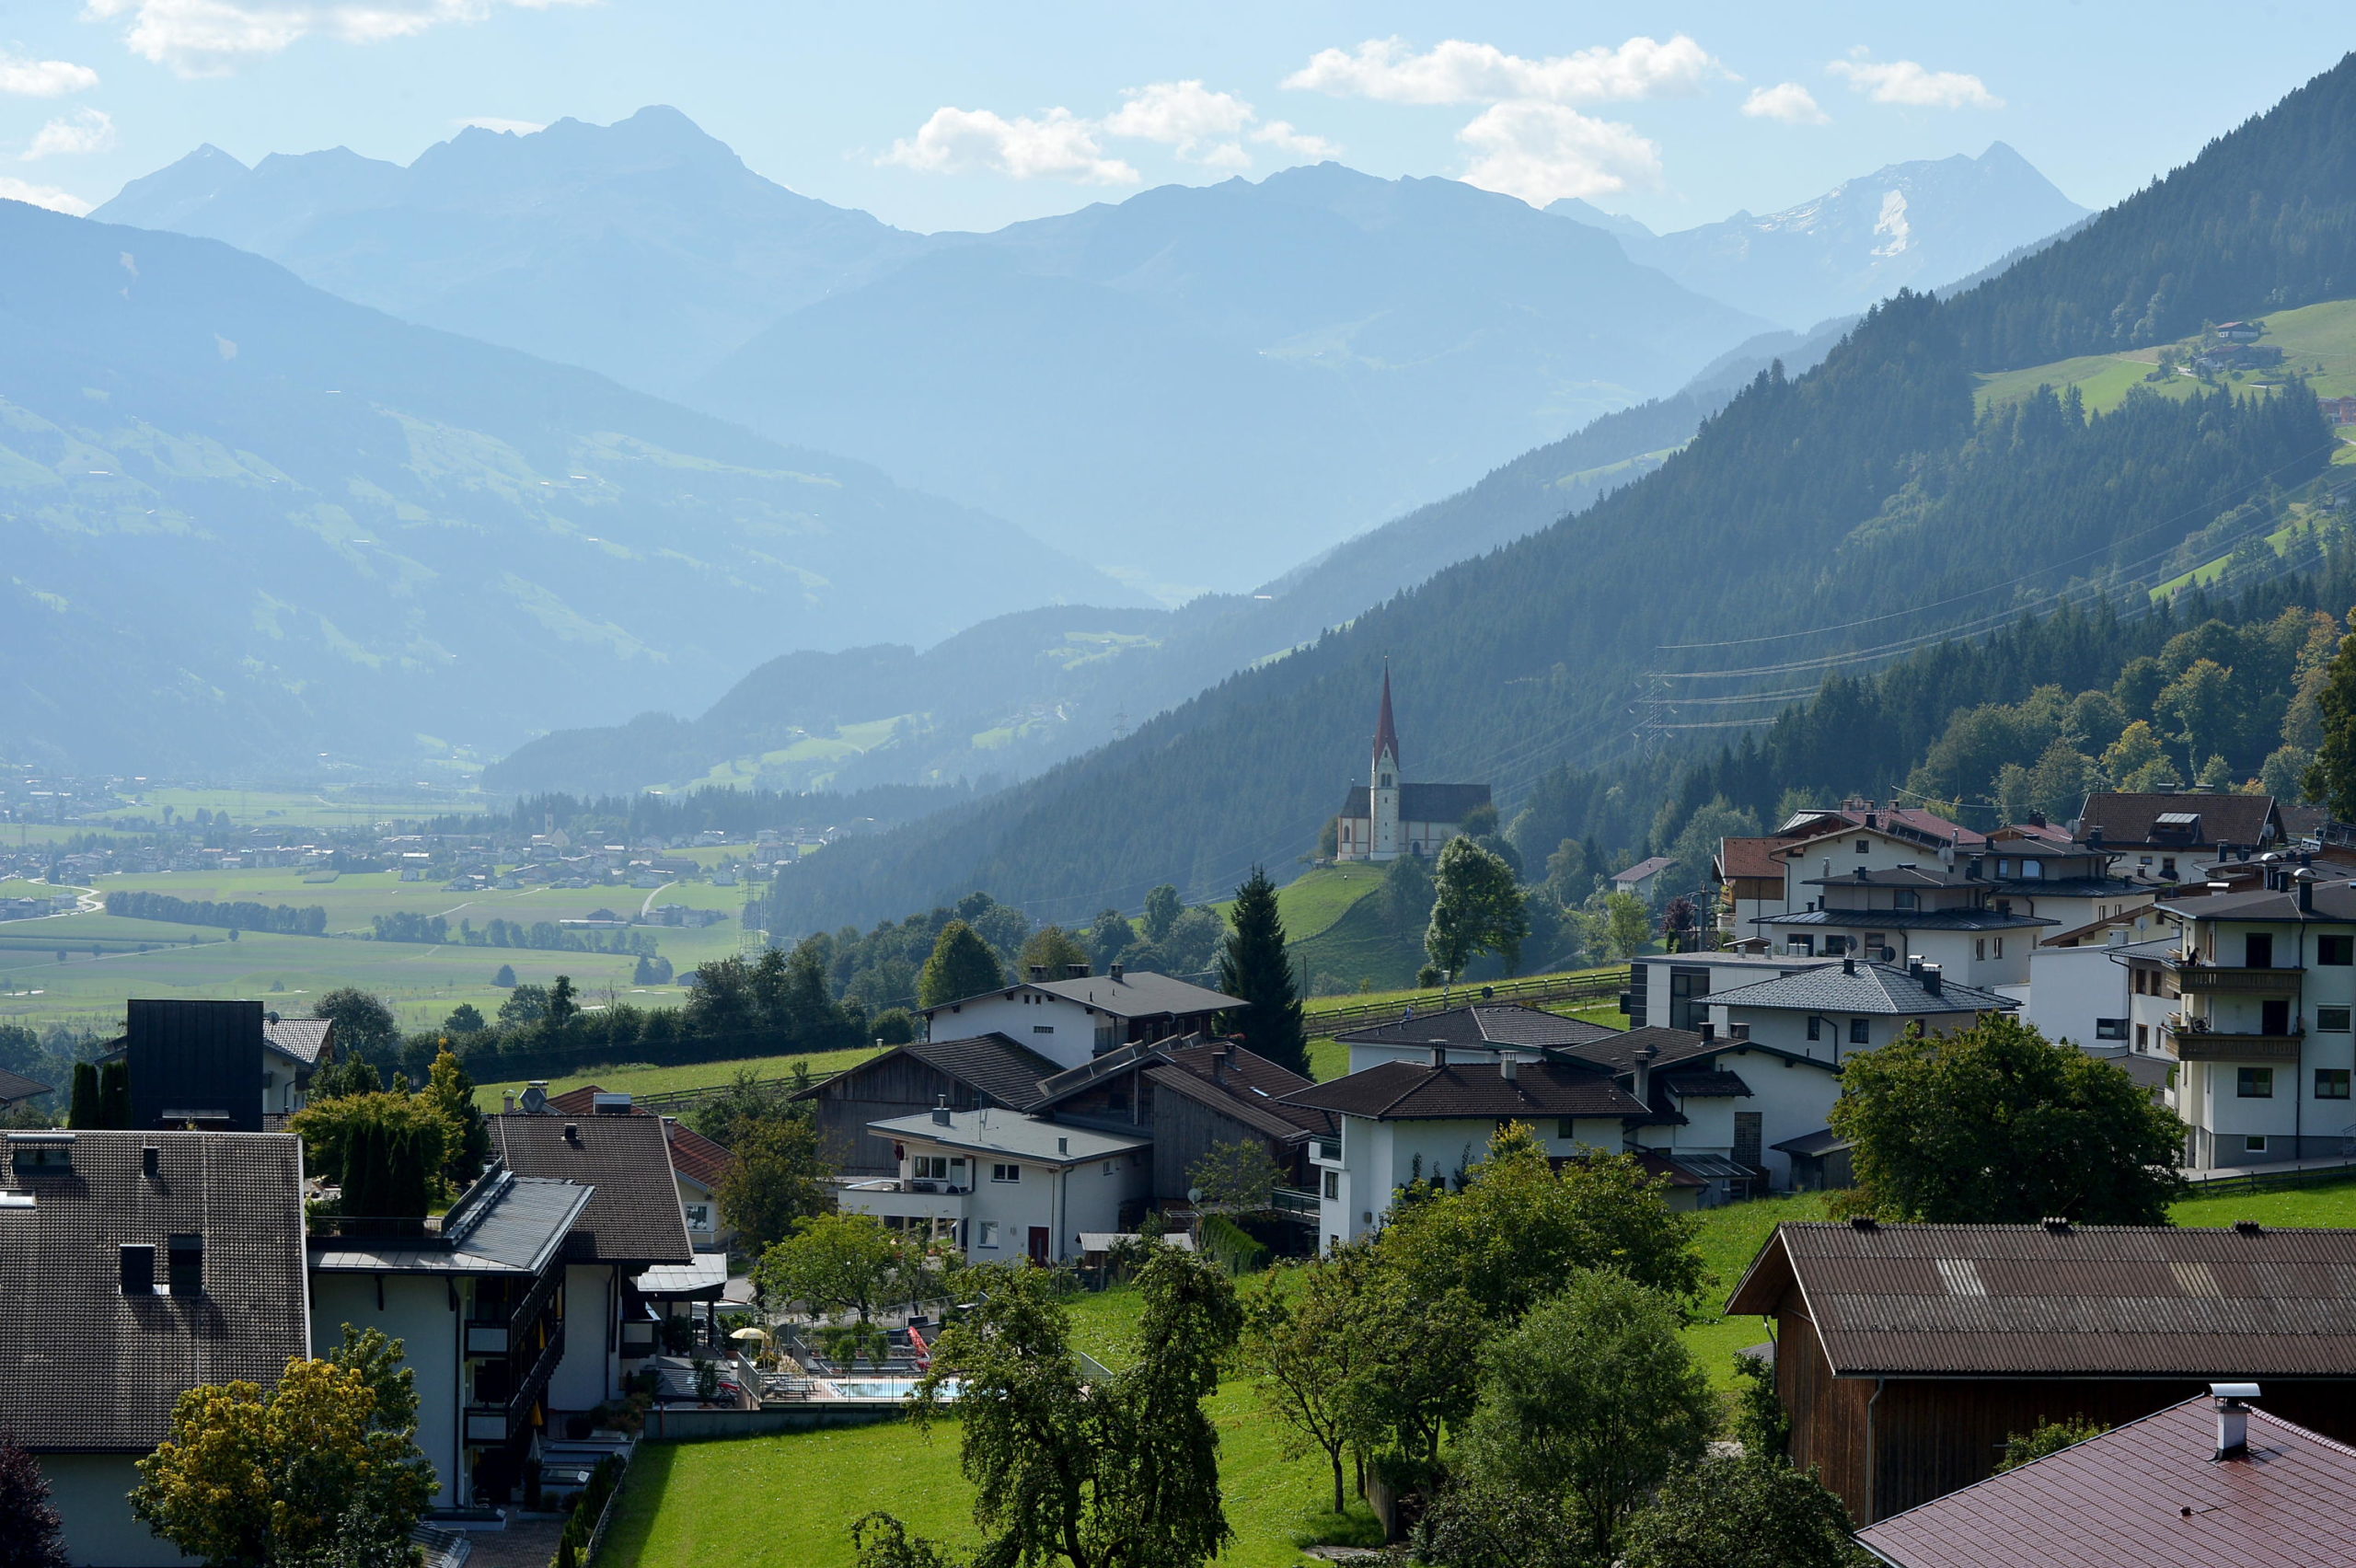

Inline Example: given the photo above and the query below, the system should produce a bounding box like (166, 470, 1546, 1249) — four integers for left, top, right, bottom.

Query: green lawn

(2171, 1175, 2356, 1227)
(468, 1044, 884, 1111)
(1220, 864, 1391, 943)
(90, 784, 486, 828)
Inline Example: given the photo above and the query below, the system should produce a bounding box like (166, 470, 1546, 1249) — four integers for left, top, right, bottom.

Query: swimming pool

(826, 1378, 962, 1401)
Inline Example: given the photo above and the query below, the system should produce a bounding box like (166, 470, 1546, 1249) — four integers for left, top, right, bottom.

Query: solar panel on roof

(2155, 813, 2200, 825)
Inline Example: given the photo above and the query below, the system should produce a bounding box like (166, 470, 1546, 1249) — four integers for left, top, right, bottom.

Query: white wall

(924, 992, 1100, 1068)
(2021, 943, 2132, 1049)
(1322, 1113, 1627, 1244)
(45, 1453, 197, 1567)
(549, 1263, 614, 1412)
(1704, 1044, 1845, 1188)
(309, 1272, 462, 1507)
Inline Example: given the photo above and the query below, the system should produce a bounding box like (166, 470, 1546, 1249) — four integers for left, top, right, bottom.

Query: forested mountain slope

(0, 202, 1117, 776)
(763, 53, 2356, 936)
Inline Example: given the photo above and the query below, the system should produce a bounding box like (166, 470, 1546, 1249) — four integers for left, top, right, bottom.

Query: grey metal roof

(636, 1252, 730, 1297)
(1661, 1068, 1751, 1098)
(1026, 970, 1242, 1019)
(1336, 782, 1495, 823)
(1705, 962, 2017, 1016)
(1803, 867, 1955, 887)
(0, 1066, 52, 1102)
(1987, 877, 2149, 897)
(0, 1131, 309, 1452)
(1770, 1127, 1853, 1158)
(308, 1174, 590, 1276)
(1728, 1222, 2356, 1378)
(871, 1109, 1150, 1163)
(1281, 1057, 1647, 1121)
(262, 1016, 333, 1065)
(1334, 1002, 1623, 1049)
(2165, 880, 2356, 924)
(1760, 906, 2057, 930)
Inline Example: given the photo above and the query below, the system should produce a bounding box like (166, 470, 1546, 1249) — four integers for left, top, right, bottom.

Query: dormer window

(1893, 891, 1918, 910)
(2021, 860, 2043, 880)
(8, 1133, 72, 1173)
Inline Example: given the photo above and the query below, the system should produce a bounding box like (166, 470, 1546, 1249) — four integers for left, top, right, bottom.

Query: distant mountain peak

(1545, 196, 1655, 241)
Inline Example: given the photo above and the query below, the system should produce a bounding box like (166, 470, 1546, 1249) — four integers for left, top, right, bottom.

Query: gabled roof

(2079, 790, 2281, 848)
(0, 1131, 309, 1452)
(1281, 1057, 1646, 1122)
(1858, 1397, 2356, 1568)
(540, 1085, 736, 1192)
(261, 1016, 333, 1065)
(791, 1033, 1061, 1112)
(2164, 879, 2356, 925)
(1727, 1221, 2356, 1378)
(1334, 1002, 1622, 1050)
(1149, 1039, 1334, 1140)
(0, 1066, 52, 1102)
(492, 1112, 692, 1267)
(1659, 1068, 1750, 1098)
(1613, 855, 1674, 883)
(872, 1109, 1149, 1164)
(1562, 1025, 1726, 1075)
(1024, 971, 1242, 1020)
(1777, 805, 1984, 849)
(1705, 961, 2016, 1016)
(1336, 782, 1496, 823)
(1715, 836, 1786, 881)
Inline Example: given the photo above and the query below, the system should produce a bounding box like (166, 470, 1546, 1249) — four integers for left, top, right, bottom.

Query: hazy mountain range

(1553, 143, 2088, 328)
(0, 203, 1117, 776)
(95, 112, 2082, 597)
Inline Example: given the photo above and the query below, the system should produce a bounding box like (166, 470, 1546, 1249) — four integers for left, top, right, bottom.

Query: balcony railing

(2165, 1020, 2305, 1062)
(1270, 1188, 1320, 1218)
(463, 1320, 564, 1446)
(2169, 963, 2304, 993)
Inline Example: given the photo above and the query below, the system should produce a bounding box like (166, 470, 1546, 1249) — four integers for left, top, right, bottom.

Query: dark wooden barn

(791, 1033, 1058, 1175)
(1726, 1219, 2356, 1523)
(1032, 1035, 1335, 1200)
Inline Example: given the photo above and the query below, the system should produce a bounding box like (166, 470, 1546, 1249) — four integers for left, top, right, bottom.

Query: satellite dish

(519, 1086, 549, 1114)
(1187, 1187, 1203, 1205)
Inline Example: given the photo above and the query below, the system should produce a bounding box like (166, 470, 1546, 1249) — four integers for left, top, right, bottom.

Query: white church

(1332, 669, 1493, 862)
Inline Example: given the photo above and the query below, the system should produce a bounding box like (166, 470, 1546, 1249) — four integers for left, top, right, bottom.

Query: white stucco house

(1703, 956, 2020, 1064)
(918, 966, 1241, 1071)
(838, 1106, 1151, 1264)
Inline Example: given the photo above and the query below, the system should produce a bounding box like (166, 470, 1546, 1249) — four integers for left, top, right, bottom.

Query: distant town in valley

(12, 13, 2356, 1568)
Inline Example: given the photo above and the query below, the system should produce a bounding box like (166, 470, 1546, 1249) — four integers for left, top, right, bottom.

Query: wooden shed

(1726, 1219, 2356, 1523)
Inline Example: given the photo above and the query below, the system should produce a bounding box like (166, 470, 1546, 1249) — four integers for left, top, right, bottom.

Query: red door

(1027, 1227, 1051, 1264)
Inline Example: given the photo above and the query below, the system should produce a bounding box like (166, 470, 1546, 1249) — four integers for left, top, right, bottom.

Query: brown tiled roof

(261, 1016, 333, 1065)
(0, 1131, 309, 1451)
(1727, 1222, 2356, 1378)
(0, 1066, 52, 1102)
(791, 1034, 1061, 1113)
(1715, 836, 1785, 881)
(1334, 1003, 1621, 1049)
(662, 1120, 733, 1191)
(1563, 1026, 1724, 1075)
(1149, 1040, 1334, 1139)
(1659, 1068, 1750, 1097)
(2078, 791, 2281, 849)
(1858, 1398, 2356, 1568)
(1281, 1058, 1646, 1121)
(491, 1112, 692, 1266)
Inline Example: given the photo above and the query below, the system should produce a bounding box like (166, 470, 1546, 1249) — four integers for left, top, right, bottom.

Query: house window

(1974, 940, 1986, 962)
(1893, 891, 1917, 910)
(2246, 1136, 2269, 1155)
(1033, 1025, 1055, 1034)
(683, 1203, 712, 1232)
(2318, 1069, 2352, 1100)
(2020, 860, 2043, 880)
(978, 1221, 999, 1248)
(1322, 1169, 1339, 1199)
(1807, 1016, 1822, 1042)
(1103, 1160, 1116, 1175)
(2095, 1018, 2129, 1041)
(991, 1162, 1022, 1182)
(2322, 936, 2355, 966)
(2162, 858, 2178, 880)
(9, 1137, 71, 1173)
(1856, 839, 1870, 855)
(913, 1156, 952, 1180)
(1849, 1019, 1871, 1045)
(2321, 1008, 2353, 1032)
(1992, 938, 2004, 960)
(1996, 859, 2013, 878)
(2237, 1067, 2275, 1098)
(2136, 1022, 2149, 1049)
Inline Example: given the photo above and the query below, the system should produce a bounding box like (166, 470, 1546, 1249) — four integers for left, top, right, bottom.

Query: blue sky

(2, 4, 2344, 234)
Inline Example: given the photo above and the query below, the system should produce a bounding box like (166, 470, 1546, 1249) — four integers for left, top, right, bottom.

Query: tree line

(103, 890, 328, 936)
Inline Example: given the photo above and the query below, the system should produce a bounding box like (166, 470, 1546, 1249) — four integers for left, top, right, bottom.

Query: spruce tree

(97, 1061, 130, 1128)
(65, 1062, 98, 1130)
(918, 919, 1005, 1007)
(1217, 868, 1308, 1076)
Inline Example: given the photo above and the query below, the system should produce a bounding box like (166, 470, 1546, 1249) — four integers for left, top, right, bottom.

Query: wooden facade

(1768, 1276, 2356, 1521)
(803, 1054, 1021, 1175)
(1048, 1068, 1311, 1200)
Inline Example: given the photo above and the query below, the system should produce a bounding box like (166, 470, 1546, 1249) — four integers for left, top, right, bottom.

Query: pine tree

(97, 1061, 130, 1128)
(65, 1062, 98, 1130)
(1217, 868, 1308, 1076)
(0, 1427, 70, 1568)
(918, 918, 1003, 1008)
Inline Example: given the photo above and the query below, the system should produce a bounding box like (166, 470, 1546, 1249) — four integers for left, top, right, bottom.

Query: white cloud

(1286, 34, 1716, 106)
(0, 52, 101, 96)
(457, 116, 545, 134)
(1457, 100, 1660, 206)
(23, 107, 115, 159)
(1103, 79, 1253, 162)
(1251, 120, 1340, 162)
(1827, 55, 2002, 110)
(80, 0, 591, 77)
(0, 175, 93, 214)
(881, 106, 1139, 185)
(1741, 83, 1828, 124)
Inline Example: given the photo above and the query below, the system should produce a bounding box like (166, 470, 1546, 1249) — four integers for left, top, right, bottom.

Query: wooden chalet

(1029, 1035, 1335, 1199)
(1727, 1220, 2356, 1522)
(791, 1033, 1060, 1175)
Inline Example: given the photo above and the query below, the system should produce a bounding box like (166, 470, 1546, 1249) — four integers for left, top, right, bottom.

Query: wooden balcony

(2169, 964, 2304, 994)
(2165, 1025, 2304, 1062)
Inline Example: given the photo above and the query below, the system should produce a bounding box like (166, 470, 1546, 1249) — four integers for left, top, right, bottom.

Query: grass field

(1218, 864, 1391, 943)
(1975, 296, 2356, 418)
(0, 866, 751, 1033)
(90, 785, 484, 828)
(467, 1044, 884, 1112)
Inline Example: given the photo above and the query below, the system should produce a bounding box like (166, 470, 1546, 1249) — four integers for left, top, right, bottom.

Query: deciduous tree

(1618, 1453, 1864, 1568)
(716, 1113, 834, 1252)
(1831, 1014, 2186, 1224)
(1426, 837, 1530, 983)
(1187, 1139, 1284, 1212)
(2305, 620, 2356, 818)
(918, 919, 1003, 1008)
(1241, 1259, 1374, 1516)
(753, 1212, 913, 1324)
(310, 988, 399, 1062)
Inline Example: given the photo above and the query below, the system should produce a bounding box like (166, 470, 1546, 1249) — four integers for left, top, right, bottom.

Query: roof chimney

(2297, 866, 2316, 913)
(502, 1090, 517, 1113)
(1428, 1043, 1448, 1068)
(932, 1094, 952, 1126)
(1499, 1051, 1519, 1083)
(1842, 956, 1855, 977)
(2212, 1383, 2260, 1459)
(1066, 963, 1090, 980)
(1028, 965, 1047, 983)
(1921, 963, 1942, 997)
(1634, 1043, 1659, 1104)
(1057, 1136, 1068, 1155)
(561, 1122, 580, 1144)
(1209, 1045, 1230, 1082)
(2088, 825, 2104, 851)
(1109, 962, 1124, 981)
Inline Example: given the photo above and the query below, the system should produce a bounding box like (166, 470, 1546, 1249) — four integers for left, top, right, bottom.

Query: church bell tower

(1371, 667, 1402, 861)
